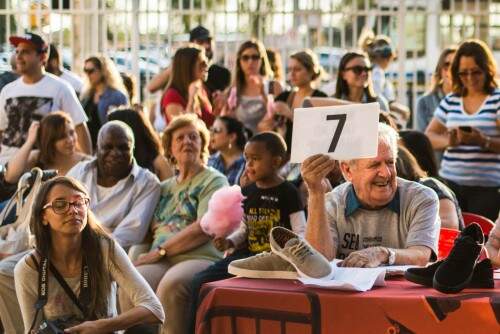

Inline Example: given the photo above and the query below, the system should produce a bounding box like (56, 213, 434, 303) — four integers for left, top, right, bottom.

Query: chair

(438, 228, 460, 260)
(462, 212, 495, 237)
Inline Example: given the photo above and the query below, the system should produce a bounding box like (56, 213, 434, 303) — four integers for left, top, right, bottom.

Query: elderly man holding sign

(301, 122, 440, 267)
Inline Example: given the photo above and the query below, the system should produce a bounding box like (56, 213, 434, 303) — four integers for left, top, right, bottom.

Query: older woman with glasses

(426, 39, 500, 220)
(14, 176, 164, 333)
(333, 51, 389, 112)
(119, 114, 228, 334)
(416, 47, 457, 132)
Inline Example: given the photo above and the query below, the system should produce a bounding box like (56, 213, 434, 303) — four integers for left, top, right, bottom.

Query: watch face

(158, 248, 166, 256)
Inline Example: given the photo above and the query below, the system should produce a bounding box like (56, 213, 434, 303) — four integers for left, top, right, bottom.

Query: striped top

(434, 89, 500, 187)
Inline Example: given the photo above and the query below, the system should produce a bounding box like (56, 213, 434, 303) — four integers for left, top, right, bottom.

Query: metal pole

(131, 0, 140, 103)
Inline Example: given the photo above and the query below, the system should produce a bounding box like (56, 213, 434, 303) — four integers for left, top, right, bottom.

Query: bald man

(67, 121, 161, 248)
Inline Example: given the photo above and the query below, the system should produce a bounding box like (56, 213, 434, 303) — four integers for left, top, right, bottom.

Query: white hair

(97, 120, 135, 149)
(341, 122, 399, 167)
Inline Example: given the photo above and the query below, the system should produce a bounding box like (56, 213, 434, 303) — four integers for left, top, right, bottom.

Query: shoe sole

(228, 263, 298, 279)
(404, 270, 433, 287)
(270, 244, 333, 280)
(433, 272, 473, 294)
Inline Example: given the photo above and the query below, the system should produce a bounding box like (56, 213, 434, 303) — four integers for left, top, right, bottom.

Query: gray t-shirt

(325, 177, 440, 259)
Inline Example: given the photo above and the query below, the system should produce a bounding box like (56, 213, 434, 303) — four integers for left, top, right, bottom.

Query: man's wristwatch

(385, 247, 396, 265)
(157, 246, 167, 258)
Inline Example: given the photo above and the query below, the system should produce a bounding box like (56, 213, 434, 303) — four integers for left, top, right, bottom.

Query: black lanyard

(34, 256, 90, 316)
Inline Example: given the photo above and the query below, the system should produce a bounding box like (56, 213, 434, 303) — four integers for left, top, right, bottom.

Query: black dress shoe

(469, 258, 494, 289)
(433, 223, 484, 294)
(405, 260, 442, 287)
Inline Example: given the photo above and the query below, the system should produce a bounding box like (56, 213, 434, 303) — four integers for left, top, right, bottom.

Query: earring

(228, 142, 232, 150)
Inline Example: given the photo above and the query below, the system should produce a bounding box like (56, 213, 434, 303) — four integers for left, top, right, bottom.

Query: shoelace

(287, 240, 313, 263)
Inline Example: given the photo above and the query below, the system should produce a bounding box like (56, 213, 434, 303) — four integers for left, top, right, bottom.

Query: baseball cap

(189, 26, 212, 42)
(9, 32, 48, 53)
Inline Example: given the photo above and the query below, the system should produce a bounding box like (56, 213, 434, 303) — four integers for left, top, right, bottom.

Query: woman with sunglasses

(225, 39, 282, 135)
(416, 47, 457, 132)
(333, 51, 389, 112)
(80, 55, 128, 148)
(14, 176, 164, 333)
(161, 45, 214, 128)
(208, 116, 247, 185)
(426, 39, 500, 220)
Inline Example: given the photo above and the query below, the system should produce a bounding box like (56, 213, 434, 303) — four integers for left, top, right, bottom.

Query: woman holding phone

(425, 39, 500, 220)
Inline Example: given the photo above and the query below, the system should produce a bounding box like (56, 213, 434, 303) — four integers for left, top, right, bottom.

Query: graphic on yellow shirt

(247, 207, 281, 253)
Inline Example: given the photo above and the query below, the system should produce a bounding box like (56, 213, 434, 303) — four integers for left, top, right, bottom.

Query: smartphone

(459, 126, 472, 133)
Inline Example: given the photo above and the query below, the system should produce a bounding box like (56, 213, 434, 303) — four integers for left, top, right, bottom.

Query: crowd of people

(0, 24, 498, 334)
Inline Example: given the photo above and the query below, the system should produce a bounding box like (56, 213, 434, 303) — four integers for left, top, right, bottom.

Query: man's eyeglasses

(344, 65, 372, 75)
(83, 67, 96, 75)
(458, 69, 483, 79)
(43, 197, 90, 215)
(240, 54, 260, 62)
(210, 127, 223, 134)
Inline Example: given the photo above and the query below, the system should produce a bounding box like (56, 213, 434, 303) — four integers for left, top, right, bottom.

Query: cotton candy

(200, 185, 245, 238)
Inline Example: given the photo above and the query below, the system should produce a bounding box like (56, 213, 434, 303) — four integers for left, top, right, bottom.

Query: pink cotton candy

(200, 185, 245, 238)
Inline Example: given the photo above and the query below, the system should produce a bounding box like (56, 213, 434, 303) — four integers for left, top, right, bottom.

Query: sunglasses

(83, 67, 96, 75)
(344, 65, 372, 75)
(458, 69, 483, 79)
(43, 197, 90, 215)
(240, 54, 260, 62)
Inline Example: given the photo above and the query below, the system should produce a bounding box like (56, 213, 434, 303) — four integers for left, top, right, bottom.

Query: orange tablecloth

(195, 277, 500, 334)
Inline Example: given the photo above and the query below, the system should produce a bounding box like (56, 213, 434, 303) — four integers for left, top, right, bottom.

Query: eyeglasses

(210, 127, 223, 134)
(240, 54, 261, 62)
(458, 69, 483, 79)
(344, 65, 372, 75)
(83, 67, 96, 75)
(43, 197, 90, 215)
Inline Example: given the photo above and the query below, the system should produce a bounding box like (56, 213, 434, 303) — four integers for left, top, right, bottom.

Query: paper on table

(298, 260, 416, 292)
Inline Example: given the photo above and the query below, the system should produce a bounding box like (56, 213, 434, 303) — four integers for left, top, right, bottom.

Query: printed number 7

(326, 114, 347, 153)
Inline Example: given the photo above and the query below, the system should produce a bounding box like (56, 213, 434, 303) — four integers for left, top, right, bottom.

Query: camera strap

(48, 258, 90, 318)
(29, 254, 91, 332)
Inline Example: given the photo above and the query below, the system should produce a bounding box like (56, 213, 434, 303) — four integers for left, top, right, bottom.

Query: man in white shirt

(67, 120, 161, 248)
(0, 32, 92, 165)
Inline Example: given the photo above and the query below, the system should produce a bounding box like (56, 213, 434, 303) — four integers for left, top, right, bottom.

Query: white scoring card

(290, 102, 380, 163)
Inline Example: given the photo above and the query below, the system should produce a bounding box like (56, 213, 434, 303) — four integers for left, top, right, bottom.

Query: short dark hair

(48, 43, 60, 62)
(248, 132, 287, 160)
(217, 116, 247, 151)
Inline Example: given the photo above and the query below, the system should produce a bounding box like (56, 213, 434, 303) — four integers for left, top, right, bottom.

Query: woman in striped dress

(426, 39, 500, 220)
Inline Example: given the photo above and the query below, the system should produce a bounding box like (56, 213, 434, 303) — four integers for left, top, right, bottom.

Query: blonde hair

(162, 114, 210, 165)
(81, 54, 128, 100)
